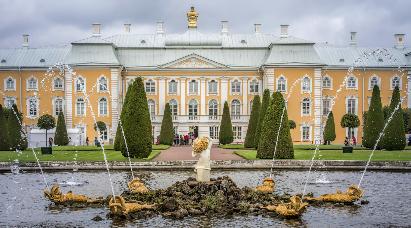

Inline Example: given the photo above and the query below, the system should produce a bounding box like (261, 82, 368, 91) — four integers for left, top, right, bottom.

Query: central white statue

(192, 136, 212, 182)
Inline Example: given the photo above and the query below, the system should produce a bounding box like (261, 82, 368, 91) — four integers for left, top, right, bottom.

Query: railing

(150, 115, 250, 123)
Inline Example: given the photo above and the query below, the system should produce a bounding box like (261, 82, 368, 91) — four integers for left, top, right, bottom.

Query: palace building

(0, 7, 410, 145)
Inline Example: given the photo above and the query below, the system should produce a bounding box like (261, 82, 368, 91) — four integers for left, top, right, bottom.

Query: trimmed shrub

(323, 111, 336, 145)
(363, 85, 384, 149)
(159, 103, 174, 145)
(254, 89, 271, 148)
(288, 120, 296, 129)
(0, 105, 9, 150)
(219, 101, 233, 145)
(94, 121, 107, 133)
(114, 121, 122, 151)
(244, 95, 261, 148)
(37, 114, 56, 147)
(7, 105, 27, 150)
(381, 86, 406, 150)
(257, 92, 294, 159)
(54, 112, 69, 146)
(340, 113, 360, 144)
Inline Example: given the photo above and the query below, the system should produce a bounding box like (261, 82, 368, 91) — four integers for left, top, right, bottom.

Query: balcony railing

(150, 115, 250, 123)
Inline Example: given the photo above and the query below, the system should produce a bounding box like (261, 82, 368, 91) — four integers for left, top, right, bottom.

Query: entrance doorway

(189, 126, 198, 138)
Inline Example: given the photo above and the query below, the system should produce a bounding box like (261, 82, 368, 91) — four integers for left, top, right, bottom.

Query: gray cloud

(0, 0, 409, 48)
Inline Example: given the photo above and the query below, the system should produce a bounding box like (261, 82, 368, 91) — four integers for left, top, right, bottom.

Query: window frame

(231, 80, 241, 94)
(145, 79, 156, 94)
(98, 97, 108, 116)
(249, 79, 259, 93)
(322, 76, 332, 89)
(168, 80, 178, 94)
(301, 76, 311, 93)
(27, 96, 39, 118)
(76, 97, 86, 116)
(53, 77, 64, 91)
(27, 76, 38, 91)
(346, 76, 357, 89)
(53, 97, 64, 116)
(301, 98, 311, 116)
(76, 77, 86, 92)
(277, 76, 287, 92)
(208, 80, 218, 94)
(98, 76, 108, 92)
(188, 80, 199, 95)
(4, 77, 16, 91)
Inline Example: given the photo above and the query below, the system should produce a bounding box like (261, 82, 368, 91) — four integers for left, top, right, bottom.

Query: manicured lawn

(234, 149, 411, 161)
(221, 144, 367, 150)
(50, 144, 170, 151)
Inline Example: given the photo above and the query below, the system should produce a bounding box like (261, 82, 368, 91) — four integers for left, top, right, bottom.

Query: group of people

(344, 136, 357, 146)
(173, 133, 197, 146)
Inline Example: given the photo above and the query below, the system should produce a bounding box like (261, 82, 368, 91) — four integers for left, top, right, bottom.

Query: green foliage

(383, 106, 390, 119)
(37, 114, 56, 130)
(257, 92, 294, 159)
(7, 105, 27, 150)
(244, 95, 261, 148)
(323, 111, 336, 144)
(340, 113, 360, 129)
(0, 105, 9, 150)
(54, 112, 69, 146)
(219, 101, 233, 145)
(381, 87, 406, 151)
(403, 108, 411, 133)
(254, 89, 271, 149)
(94, 121, 107, 133)
(363, 86, 384, 149)
(119, 77, 152, 158)
(288, 120, 296, 129)
(114, 122, 122, 151)
(159, 103, 174, 145)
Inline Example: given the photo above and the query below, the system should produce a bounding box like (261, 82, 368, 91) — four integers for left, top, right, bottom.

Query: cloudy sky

(0, 0, 409, 48)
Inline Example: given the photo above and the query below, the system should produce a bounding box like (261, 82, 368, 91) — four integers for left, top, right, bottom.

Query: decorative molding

(160, 53, 227, 69)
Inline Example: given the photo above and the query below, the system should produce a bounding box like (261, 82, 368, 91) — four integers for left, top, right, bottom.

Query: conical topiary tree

(159, 103, 174, 145)
(244, 95, 261, 148)
(381, 86, 406, 150)
(114, 121, 123, 151)
(0, 105, 9, 150)
(257, 92, 294, 159)
(120, 77, 152, 158)
(340, 113, 360, 145)
(7, 104, 27, 150)
(254, 89, 271, 149)
(219, 101, 233, 145)
(54, 111, 69, 146)
(323, 111, 336, 145)
(363, 85, 384, 149)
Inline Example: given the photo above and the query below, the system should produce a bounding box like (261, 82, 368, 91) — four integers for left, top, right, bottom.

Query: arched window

(391, 76, 401, 89)
(277, 76, 286, 92)
(76, 98, 85, 116)
(54, 78, 63, 90)
(231, 99, 241, 118)
(76, 77, 85, 92)
(188, 99, 198, 118)
(370, 76, 379, 89)
(148, 99, 155, 117)
(250, 80, 259, 93)
(54, 98, 64, 116)
(27, 77, 38, 90)
(322, 76, 331, 88)
(208, 99, 218, 117)
(169, 99, 178, 116)
(169, 80, 177, 94)
(5, 77, 15, 90)
(347, 76, 357, 89)
(189, 80, 198, 94)
(99, 77, 108, 91)
(208, 80, 218, 94)
(302, 98, 310, 115)
(99, 98, 108, 116)
(28, 97, 38, 117)
(302, 77, 311, 92)
(145, 79, 155, 93)
(231, 80, 241, 93)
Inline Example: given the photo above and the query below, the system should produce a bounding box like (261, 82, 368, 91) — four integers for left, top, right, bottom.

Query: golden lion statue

(109, 195, 156, 216)
(44, 184, 103, 204)
(304, 185, 364, 204)
(263, 195, 308, 218)
(128, 178, 149, 194)
(255, 177, 275, 193)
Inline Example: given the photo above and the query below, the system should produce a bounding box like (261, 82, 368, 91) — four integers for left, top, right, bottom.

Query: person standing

(86, 137, 89, 146)
(352, 136, 357, 146)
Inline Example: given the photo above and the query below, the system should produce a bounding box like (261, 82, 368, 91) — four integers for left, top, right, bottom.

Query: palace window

(302, 126, 310, 141)
(231, 80, 241, 93)
(277, 76, 286, 92)
(302, 77, 311, 92)
(347, 76, 357, 89)
(208, 99, 218, 118)
(54, 78, 63, 90)
(231, 99, 241, 119)
(322, 76, 332, 88)
(4, 97, 16, 108)
(99, 98, 108, 116)
(169, 80, 177, 94)
(232, 126, 242, 140)
(54, 98, 64, 116)
(169, 99, 178, 116)
(99, 77, 108, 92)
(391, 76, 401, 90)
(148, 99, 155, 117)
(369, 76, 379, 90)
(188, 99, 198, 119)
(76, 77, 85, 92)
(347, 98, 357, 114)
(209, 126, 219, 140)
(189, 80, 198, 94)
(100, 129, 108, 141)
(28, 97, 38, 117)
(5, 77, 15, 90)
(302, 98, 310, 115)
(208, 80, 218, 94)
(76, 98, 85, 116)
(250, 80, 259, 93)
(145, 80, 155, 93)
(27, 77, 38, 90)
(322, 98, 331, 115)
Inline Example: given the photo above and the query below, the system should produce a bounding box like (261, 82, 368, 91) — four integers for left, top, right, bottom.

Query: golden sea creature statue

(263, 195, 308, 218)
(128, 178, 149, 194)
(304, 185, 364, 204)
(187, 6, 198, 28)
(109, 196, 156, 216)
(44, 184, 103, 204)
(255, 177, 275, 193)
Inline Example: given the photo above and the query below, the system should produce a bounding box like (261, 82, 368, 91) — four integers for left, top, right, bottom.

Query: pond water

(0, 169, 410, 227)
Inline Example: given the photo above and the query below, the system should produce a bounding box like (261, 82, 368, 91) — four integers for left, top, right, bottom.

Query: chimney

(254, 24, 261, 34)
(280, 24, 289, 38)
(394, 34, 405, 49)
(221, 21, 229, 35)
(22, 34, 29, 48)
(124, 23, 131, 33)
(92, 23, 101, 36)
(349, 32, 357, 46)
(156, 21, 164, 35)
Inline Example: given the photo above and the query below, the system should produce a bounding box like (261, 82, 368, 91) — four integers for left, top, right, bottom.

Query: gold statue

(109, 196, 156, 216)
(187, 6, 198, 28)
(44, 184, 103, 204)
(255, 177, 275, 193)
(263, 195, 308, 218)
(304, 185, 364, 204)
(127, 178, 149, 194)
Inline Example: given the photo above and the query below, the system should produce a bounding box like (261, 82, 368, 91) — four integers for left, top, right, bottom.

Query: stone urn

(192, 136, 213, 182)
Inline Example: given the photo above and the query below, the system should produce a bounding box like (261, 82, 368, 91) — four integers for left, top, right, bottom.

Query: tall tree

(244, 95, 261, 148)
(323, 111, 336, 145)
(7, 104, 27, 150)
(0, 105, 9, 150)
(120, 77, 152, 158)
(363, 85, 384, 149)
(37, 114, 56, 147)
(257, 92, 294, 159)
(381, 86, 406, 150)
(159, 103, 174, 145)
(254, 89, 271, 149)
(54, 112, 69, 146)
(219, 101, 234, 145)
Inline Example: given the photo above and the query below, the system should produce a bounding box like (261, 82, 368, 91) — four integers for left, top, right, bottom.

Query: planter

(41, 147, 53, 155)
(342, 146, 353, 153)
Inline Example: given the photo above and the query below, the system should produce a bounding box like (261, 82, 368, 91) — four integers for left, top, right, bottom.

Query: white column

(64, 70, 73, 128)
(159, 77, 166, 115)
(220, 76, 228, 110)
(200, 77, 206, 115)
(180, 77, 186, 115)
(264, 68, 275, 92)
(110, 68, 119, 135)
(241, 77, 248, 115)
(408, 72, 411, 108)
(313, 68, 322, 144)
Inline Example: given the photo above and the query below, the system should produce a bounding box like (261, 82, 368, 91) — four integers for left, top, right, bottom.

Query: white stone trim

(346, 74, 358, 90)
(242, 77, 248, 115)
(110, 68, 119, 134)
(75, 96, 87, 117)
(4, 76, 16, 91)
(3, 96, 16, 108)
(313, 68, 322, 144)
(26, 95, 39, 119)
(345, 95, 359, 115)
(52, 76, 64, 92)
(52, 96, 65, 117)
(264, 68, 274, 92)
(97, 96, 109, 117)
(230, 77, 241, 95)
(300, 123, 312, 142)
(159, 77, 166, 115)
(26, 75, 38, 91)
(180, 77, 186, 115)
(64, 71, 73, 127)
(301, 74, 312, 94)
(207, 78, 219, 96)
(97, 75, 109, 93)
(187, 78, 200, 96)
(322, 74, 333, 90)
(220, 76, 228, 111)
(390, 75, 402, 90)
(368, 74, 381, 90)
(276, 75, 287, 92)
(75, 75, 86, 93)
(200, 77, 206, 115)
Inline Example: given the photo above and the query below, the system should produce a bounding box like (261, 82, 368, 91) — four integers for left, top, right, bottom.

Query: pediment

(160, 53, 227, 69)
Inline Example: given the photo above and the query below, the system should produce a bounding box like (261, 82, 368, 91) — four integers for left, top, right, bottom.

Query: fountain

(304, 185, 363, 204)
(44, 184, 104, 204)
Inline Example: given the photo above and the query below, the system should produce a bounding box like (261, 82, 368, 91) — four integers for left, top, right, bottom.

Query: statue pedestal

(196, 167, 210, 182)
(192, 136, 212, 183)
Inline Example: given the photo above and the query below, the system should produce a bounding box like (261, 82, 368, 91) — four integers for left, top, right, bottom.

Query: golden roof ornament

(187, 6, 198, 28)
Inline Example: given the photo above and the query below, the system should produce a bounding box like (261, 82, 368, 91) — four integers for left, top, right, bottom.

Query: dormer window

(339, 58, 345, 63)
(1, 59, 6, 63)
(378, 58, 383, 62)
(40, 58, 45, 63)
(240, 40, 247, 44)
(141, 40, 146, 44)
